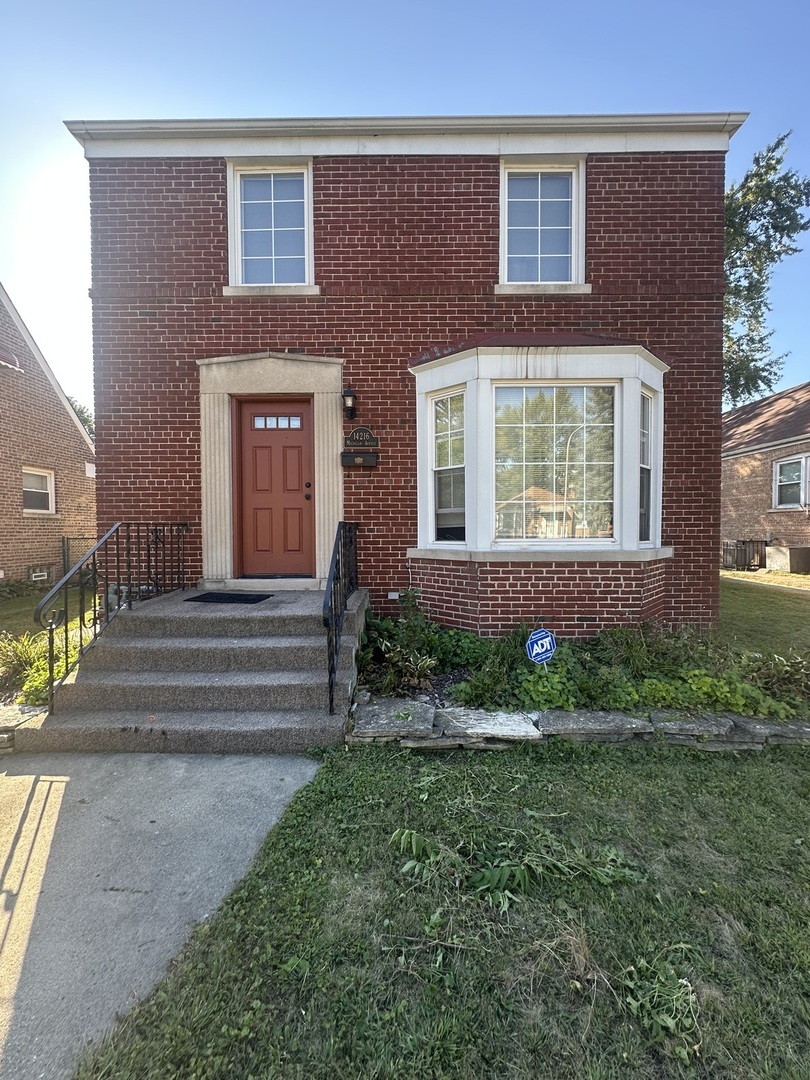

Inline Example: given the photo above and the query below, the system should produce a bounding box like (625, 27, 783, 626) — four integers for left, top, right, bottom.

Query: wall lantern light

(342, 386, 357, 420)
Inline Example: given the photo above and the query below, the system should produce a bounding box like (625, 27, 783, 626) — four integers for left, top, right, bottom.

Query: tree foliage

(68, 396, 95, 437)
(724, 133, 810, 406)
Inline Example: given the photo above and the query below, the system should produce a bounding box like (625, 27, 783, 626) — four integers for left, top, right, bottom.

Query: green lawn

(76, 742, 810, 1080)
(0, 594, 44, 638)
(719, 577, 810, 654)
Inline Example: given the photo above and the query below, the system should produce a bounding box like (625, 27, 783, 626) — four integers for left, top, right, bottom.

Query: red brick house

(0, 281, 96, 588)
(67, 112, 744, 636)
(722, 380, 810, 571)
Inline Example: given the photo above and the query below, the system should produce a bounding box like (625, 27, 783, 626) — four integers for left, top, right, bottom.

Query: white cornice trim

(65, 112, 747, 159)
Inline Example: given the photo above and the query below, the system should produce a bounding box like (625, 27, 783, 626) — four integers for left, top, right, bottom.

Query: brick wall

(88, 149, 725, 633)
(722, 441, 810, 547)
(0, 297, 97, 584)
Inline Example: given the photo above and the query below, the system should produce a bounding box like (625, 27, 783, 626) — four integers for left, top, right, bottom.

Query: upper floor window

(23, 468, 55, 514)
(227, 164, 314, 289)
(500, 163, 585, 286)
(774, 456, 809, 508)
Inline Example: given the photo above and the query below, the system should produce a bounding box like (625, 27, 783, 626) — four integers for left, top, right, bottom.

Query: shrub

(0, 631, 49, 692)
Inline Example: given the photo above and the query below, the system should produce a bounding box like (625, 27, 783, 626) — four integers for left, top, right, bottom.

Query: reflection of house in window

(495, 485, 612, 539)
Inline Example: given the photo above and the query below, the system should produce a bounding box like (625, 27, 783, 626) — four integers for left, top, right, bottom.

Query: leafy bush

(0, 627, 80, 705)
(0, 631, 49, 692)
(359, 596, 809, 719)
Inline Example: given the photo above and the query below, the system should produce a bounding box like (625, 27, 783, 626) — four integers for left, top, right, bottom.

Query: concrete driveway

(0, 752, 318, 1080)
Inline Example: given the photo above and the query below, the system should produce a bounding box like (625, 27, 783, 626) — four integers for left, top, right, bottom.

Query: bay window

(411, 344, 669, 557)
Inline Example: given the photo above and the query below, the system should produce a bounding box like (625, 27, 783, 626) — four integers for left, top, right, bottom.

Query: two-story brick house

(67, 112, 744, 636)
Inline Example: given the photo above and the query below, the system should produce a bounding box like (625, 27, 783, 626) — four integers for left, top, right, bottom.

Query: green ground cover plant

(360, 587, 810, 719)
(75, 742, 810, 1079)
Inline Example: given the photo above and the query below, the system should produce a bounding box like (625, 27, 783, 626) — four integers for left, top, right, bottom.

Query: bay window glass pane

(494, 386, 614, 540)
(434, 392, 465, 541)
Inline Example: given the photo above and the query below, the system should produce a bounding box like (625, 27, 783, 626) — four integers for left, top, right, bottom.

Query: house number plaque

(344, 426, 380, 449)
(342, 426, 380, 466)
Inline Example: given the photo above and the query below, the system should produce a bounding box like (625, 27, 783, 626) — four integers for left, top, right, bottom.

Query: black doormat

(184, 592, 274, 605)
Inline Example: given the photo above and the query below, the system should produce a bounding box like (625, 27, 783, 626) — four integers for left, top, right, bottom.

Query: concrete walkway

(0, 752, 318, 1080)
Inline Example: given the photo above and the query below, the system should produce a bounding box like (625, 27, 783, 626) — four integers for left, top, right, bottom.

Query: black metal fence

(721, 539, 768, 571)
(322, 522, 359, 714)
(34, 522, 189, 714)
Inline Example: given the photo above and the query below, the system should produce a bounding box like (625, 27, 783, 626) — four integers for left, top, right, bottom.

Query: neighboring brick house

(67, 112, 744, 636)
(0, 281, 96, 586)
(722, 380, 810, 561)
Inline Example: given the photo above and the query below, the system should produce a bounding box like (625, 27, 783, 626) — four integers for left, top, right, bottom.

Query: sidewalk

(0, 752, 318, 1080)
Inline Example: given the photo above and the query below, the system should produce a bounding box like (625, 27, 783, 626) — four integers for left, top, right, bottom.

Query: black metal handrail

(322, 522, 359, 714)
(34, 522, 189, 714)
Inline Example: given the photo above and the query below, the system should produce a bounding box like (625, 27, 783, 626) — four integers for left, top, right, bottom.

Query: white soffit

(65, 113, 748, 159)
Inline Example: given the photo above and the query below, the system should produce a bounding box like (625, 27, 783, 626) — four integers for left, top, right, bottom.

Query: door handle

(305, 493, 312, 500)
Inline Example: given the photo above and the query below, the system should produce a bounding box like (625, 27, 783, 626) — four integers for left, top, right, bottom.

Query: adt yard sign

(526, 628, 557, 665)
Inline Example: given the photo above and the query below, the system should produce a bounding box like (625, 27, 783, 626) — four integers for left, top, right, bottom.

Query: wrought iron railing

(721, 539, 768, 571)
(322, 522, 359, 714)
(34, 522, 189, 714)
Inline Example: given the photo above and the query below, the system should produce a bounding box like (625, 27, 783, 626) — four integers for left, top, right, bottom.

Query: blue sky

(1, 0, 808, 408)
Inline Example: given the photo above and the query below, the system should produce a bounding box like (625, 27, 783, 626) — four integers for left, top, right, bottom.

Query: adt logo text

(526, 628, 557, 665)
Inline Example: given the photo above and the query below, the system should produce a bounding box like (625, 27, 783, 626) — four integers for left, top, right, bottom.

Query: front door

(238, 398, 315, 577)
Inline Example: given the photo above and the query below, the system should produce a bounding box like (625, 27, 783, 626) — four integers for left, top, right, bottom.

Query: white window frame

(497, 159, 588, 291)
(773, 455, 809, 509)
(225, 161, 317, 294)
(432, 389, 466, 544)
(22, 468, 55, 515)
(412, 346, 668, 557)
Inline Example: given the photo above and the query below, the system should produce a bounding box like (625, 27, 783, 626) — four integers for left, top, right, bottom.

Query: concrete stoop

(348, 698, 810, 751)
(10, 588, 368, 755)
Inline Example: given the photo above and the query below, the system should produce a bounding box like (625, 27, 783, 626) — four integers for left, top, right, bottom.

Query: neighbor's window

(774, 457, 808, 508)
(235, 168, 310, 285)
(503, 167, 580, 284)
(433, 392, 465, 541)
(22, 469, 55, 513)
(494, 385, 614, 540)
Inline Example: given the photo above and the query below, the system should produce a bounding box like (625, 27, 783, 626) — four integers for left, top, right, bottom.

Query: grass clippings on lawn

(76, 742, 810, 1080)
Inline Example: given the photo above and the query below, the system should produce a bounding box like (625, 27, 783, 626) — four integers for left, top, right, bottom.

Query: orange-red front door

(239, 399, 314, 577)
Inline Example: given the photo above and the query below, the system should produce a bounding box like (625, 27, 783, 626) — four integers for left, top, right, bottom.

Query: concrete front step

(104, 589, 367, 641)
(57, 670, 349, 712)
(13, 708, 346, 755)
(79, 635, 353, 673)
